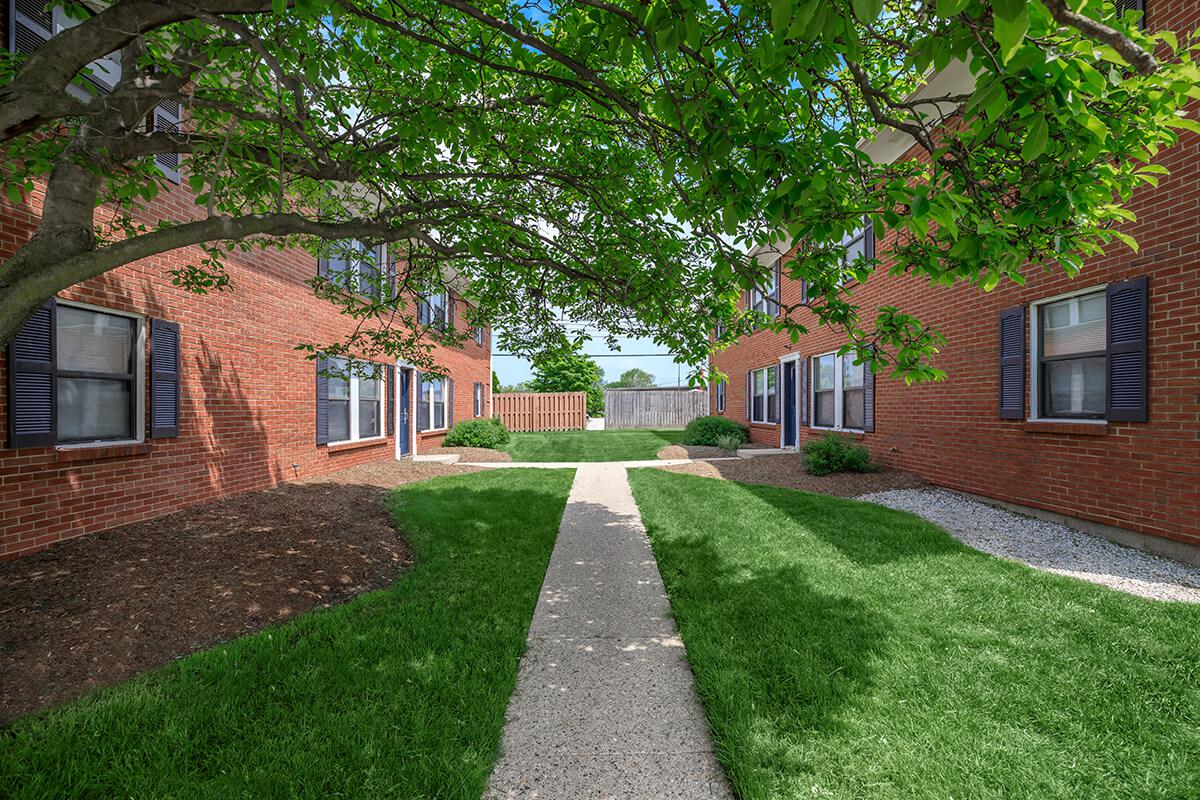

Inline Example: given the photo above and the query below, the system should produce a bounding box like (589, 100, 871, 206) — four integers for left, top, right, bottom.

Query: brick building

(0, 9, 493, 558)
(711, 0, 1199, 558)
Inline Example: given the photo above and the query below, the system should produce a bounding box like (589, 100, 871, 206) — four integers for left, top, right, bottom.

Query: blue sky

(492, 331, 693, 387)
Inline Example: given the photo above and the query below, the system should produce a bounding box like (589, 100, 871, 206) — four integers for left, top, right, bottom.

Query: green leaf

(992, 1, 1029, 62)
(852, 0, 884, 23)
(934, 0, 969, 17)
(1021, 113, 1049, 161)
(771, 0, 793, 33)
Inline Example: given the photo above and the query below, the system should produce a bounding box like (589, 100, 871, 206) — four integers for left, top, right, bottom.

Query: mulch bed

(655, 453, 927, 497)
(657, 444, 737, 460)
(435, 446, 513, 463)
(0, 459, 476, 722)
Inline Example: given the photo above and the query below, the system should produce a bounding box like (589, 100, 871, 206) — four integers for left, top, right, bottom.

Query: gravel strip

(860, 488, 1200, 604)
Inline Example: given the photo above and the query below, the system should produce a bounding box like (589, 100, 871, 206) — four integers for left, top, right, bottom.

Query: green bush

(683, 415, 749, 447)
(443, 418, 511, 449)
(803, 433, 873, 475)
(714, 433, 743, 452)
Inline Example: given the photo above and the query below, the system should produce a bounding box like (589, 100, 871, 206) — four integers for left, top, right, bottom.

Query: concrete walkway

(485, 463, 732, 799)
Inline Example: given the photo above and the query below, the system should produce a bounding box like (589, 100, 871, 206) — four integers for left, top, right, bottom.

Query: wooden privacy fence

(604, 388, 707, 430)
(494, 392, 588, 432)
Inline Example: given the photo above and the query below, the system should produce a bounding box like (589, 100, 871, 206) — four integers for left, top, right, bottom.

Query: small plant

(682, 415, 749, 447)
(803, 433, 873, 476)
(714, 432, 743, 452)
(443, 418, 511, 449)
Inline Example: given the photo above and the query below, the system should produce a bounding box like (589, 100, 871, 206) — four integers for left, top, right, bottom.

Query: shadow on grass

(1, 469, 575, 800)
(739, 482, 965, 566)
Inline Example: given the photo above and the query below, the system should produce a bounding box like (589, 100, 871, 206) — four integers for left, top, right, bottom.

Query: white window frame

(326, 358, 386, 445)
(749, 365, 778, 425)
(54, 300, 146, 449)
(809, 351, 864, 433)
(749, 263, 779, 317)
(419, 289, 450, 328)
(715, 379, 726, 413)
(327, 240, 386, 299)
(417, 376, 447, 432)
(473, 326, 486, 346)
(473, 382, 486, 417)
(836, 222, 870, 287)
(1028, 284, 1109, 424)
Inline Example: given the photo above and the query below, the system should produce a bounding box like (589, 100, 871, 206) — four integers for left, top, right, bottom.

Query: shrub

(803, 433, 873, 476)
(683, 415, 748, 447)
(714, 432, 743, 452)
(443, 418, 511, 449)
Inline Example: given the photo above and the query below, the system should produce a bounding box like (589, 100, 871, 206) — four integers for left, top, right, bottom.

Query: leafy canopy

(0, 0, 1194, 381)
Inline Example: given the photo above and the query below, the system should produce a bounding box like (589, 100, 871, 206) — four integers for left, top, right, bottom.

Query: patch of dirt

(655, 453, 927, 497)
(657, 444, 736, 460)
(436, 446, 513, 463)
(0, 459, 477, 722)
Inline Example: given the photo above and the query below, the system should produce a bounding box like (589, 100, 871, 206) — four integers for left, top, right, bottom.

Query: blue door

(399, 369, 412, 456)
(782, 361, 797, 447)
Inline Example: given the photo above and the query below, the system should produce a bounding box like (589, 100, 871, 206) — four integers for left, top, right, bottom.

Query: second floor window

(418, 290, 450, 328)
(324, 241, 386, 301)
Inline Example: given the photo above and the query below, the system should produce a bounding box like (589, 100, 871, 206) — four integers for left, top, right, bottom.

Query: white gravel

(858, 488, 1200, 604)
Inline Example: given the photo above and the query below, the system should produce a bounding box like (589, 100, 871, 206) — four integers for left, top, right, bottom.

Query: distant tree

(608, 368, 656, 389)
(528, 347, 605, 416)
(492, 371, 501, 395)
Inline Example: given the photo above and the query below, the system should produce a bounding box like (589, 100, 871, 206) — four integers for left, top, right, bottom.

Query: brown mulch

(435, 446, 513, 463)
(655, 453, 927, 497)
(657, 444, 737, 460)
(0, 459, 477, 722)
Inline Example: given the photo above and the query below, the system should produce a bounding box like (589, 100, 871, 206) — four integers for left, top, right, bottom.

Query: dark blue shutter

(999, 306, 1025, 419)
(800, 279, 808, 304)
(864, 220, 876, 262)
(149, 319, 180, 438)
(317, 251, 328, 277)
(152, 101, 182, 183)
(386, 364, 396, 436)
(862, 356, 876, 433)
(385, 249, 396, 302)
(1106, 276, 1149, 422)
(9, 0, 52, 55)
(446, 378, 454, 428)
(315, 356, 329, 444)
(447, 291, 456, 330)
(6, 299, 56, 448)
(415, 371, 428, 431)
(416, 297, 428, 325)
(799, 358, 807, 427)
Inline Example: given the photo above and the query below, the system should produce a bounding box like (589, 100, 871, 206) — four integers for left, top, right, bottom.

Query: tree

(527, 347, 605, 415)
(492, 370, 501, 395)
(0, 1, 1192, 380)
(608, 368, 656, 389)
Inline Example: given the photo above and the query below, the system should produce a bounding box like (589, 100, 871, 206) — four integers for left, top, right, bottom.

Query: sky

(491, 330, 694, 388)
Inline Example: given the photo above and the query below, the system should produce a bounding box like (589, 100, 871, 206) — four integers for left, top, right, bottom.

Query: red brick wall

(0, 183, 490, 558)
(713, 0, 1200, 547)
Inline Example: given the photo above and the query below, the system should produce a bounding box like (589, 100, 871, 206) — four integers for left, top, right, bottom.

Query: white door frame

(777, 352, 803, 450)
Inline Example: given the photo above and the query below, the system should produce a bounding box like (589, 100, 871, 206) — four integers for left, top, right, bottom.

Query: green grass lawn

(501, 428, 684, 462)
(628, 469, 1200, 800)
(1, 469, 574, 800)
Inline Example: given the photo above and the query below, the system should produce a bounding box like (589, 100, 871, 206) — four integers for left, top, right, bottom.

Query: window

(325, 240, 386, 300)
(473, 382, 485, 417)
(325, 357, 384, 444)
(811, 352, 865, 431)
(417, 377, 447, 431)
(749, 366, 778, 424)
(836, 222, 873, 286)
(473, 326, 486, 347)
(715, 380, 726, 413)
(418, 290, 450, 328)
(749, 259, 780, 317)
(1035, 289, 1107, 419)
(56, 305, 139, 444)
